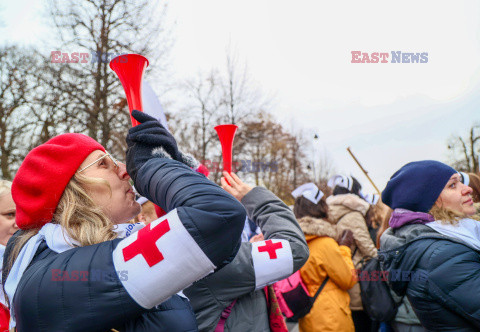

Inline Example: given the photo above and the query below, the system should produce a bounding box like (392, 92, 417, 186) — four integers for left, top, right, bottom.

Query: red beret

(12, 133, 105, 229)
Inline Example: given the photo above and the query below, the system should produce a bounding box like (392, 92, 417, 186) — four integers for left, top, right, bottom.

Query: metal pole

(346, 146, 381, 194)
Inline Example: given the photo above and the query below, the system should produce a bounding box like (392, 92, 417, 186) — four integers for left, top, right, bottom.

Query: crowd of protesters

(1, 110, 480, 331)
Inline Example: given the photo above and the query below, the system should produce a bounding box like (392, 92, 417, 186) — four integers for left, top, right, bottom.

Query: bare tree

(448, 124, 480, 173)
(175, 70, 223, 162)
(233, 114, 311, 203)
(220, 47, 270, 124)
(314, 146, 336, 184)
(0, 46, 41, 179)
(171, 48, 272, 183)
(29, 54, 82, 144)
(169, 47, 324, 202)
(44, 0, 173, 153)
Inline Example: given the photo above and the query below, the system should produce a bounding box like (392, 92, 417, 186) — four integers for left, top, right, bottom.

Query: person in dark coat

(184, 171, 309, 332)
(380, 160, 480, 332)
(2, 110, 245, 332)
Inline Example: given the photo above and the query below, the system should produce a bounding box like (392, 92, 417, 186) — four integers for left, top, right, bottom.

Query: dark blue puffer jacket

(3, 157, 246, 331)
(380, 223, 480, 332)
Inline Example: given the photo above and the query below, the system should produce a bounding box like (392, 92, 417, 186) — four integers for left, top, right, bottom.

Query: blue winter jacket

(380, 223, 480, 331)
(3, 158, 246, 331)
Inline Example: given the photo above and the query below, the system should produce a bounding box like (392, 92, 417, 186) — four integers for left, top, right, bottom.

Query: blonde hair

(54, 173, 118, 245)
(429, 205, 480, 225)
(0, 180, 12, 197)
(5, 173, 118, 290)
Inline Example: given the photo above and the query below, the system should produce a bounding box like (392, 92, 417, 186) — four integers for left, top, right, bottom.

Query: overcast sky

(2, 0, 480, 193)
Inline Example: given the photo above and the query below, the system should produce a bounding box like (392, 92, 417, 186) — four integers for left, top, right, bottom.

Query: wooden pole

(346, 147, 381, 194)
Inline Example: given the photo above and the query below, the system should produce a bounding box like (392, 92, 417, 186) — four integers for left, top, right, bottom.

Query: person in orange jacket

(292, 183, 357, 332)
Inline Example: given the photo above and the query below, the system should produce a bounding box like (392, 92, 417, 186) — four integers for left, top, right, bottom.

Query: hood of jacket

(326, 194, 370, 223)
(388, 208, 435, 229)
(298, 216, 337, 241)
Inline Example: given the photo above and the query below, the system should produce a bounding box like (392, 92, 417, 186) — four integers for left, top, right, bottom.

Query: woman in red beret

(2, 110, 245, 331)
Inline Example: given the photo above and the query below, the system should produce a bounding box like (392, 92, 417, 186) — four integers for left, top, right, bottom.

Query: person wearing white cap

(292, 183, 357, 332)
(326, 174, 377, 331)
(363, 193, 380, 206)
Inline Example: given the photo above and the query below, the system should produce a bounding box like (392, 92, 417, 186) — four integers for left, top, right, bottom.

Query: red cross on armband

(252, 239, 293, 289)
(122, 219, 171, 267)
(257, 239, 283, 259)
(111, 209, 216, 309)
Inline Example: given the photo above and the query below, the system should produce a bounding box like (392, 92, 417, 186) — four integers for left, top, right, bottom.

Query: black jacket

(380, 223, 480, 331)
(4, 158, 246, 331)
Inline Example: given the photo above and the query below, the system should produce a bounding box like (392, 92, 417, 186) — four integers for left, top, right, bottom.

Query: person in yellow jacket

(292, 183, 357, 332)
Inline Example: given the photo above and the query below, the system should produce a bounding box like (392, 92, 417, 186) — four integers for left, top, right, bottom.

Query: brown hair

(375, 203, 393, 249)
(365, 204, 382, 229)
(294, 196, 329, 220)
(467, 173, 480, 203)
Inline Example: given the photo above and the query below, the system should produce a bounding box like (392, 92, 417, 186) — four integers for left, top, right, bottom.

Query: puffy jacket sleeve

(184, 187, 309, 306)
(337, 212, 377, 259)
(111, 158, 245, 308)
(134, 158, 245, 269)
(316, 240, 357, 291)
(412, 240, 480, 329)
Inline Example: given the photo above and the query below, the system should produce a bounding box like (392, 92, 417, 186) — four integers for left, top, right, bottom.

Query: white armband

(112, 209, 215, 308)
(251, 239, 293, 289)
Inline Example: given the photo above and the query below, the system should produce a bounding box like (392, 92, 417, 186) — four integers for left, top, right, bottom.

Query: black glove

(126, 110, 182, 182)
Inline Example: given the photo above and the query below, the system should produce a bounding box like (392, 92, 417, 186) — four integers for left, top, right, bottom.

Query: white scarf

(426, 218, 480, 251)
(4, 222, 145, 328)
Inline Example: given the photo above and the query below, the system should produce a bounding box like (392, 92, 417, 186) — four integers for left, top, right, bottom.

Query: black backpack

(356, 255, 401, 322)
(357, 239, 437, 322)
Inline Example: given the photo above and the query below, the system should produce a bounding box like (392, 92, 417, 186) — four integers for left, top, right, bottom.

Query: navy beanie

(382, 160, 457, 213)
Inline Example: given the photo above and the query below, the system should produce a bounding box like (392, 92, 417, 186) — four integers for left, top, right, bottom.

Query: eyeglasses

(77, 152, 120, 173)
